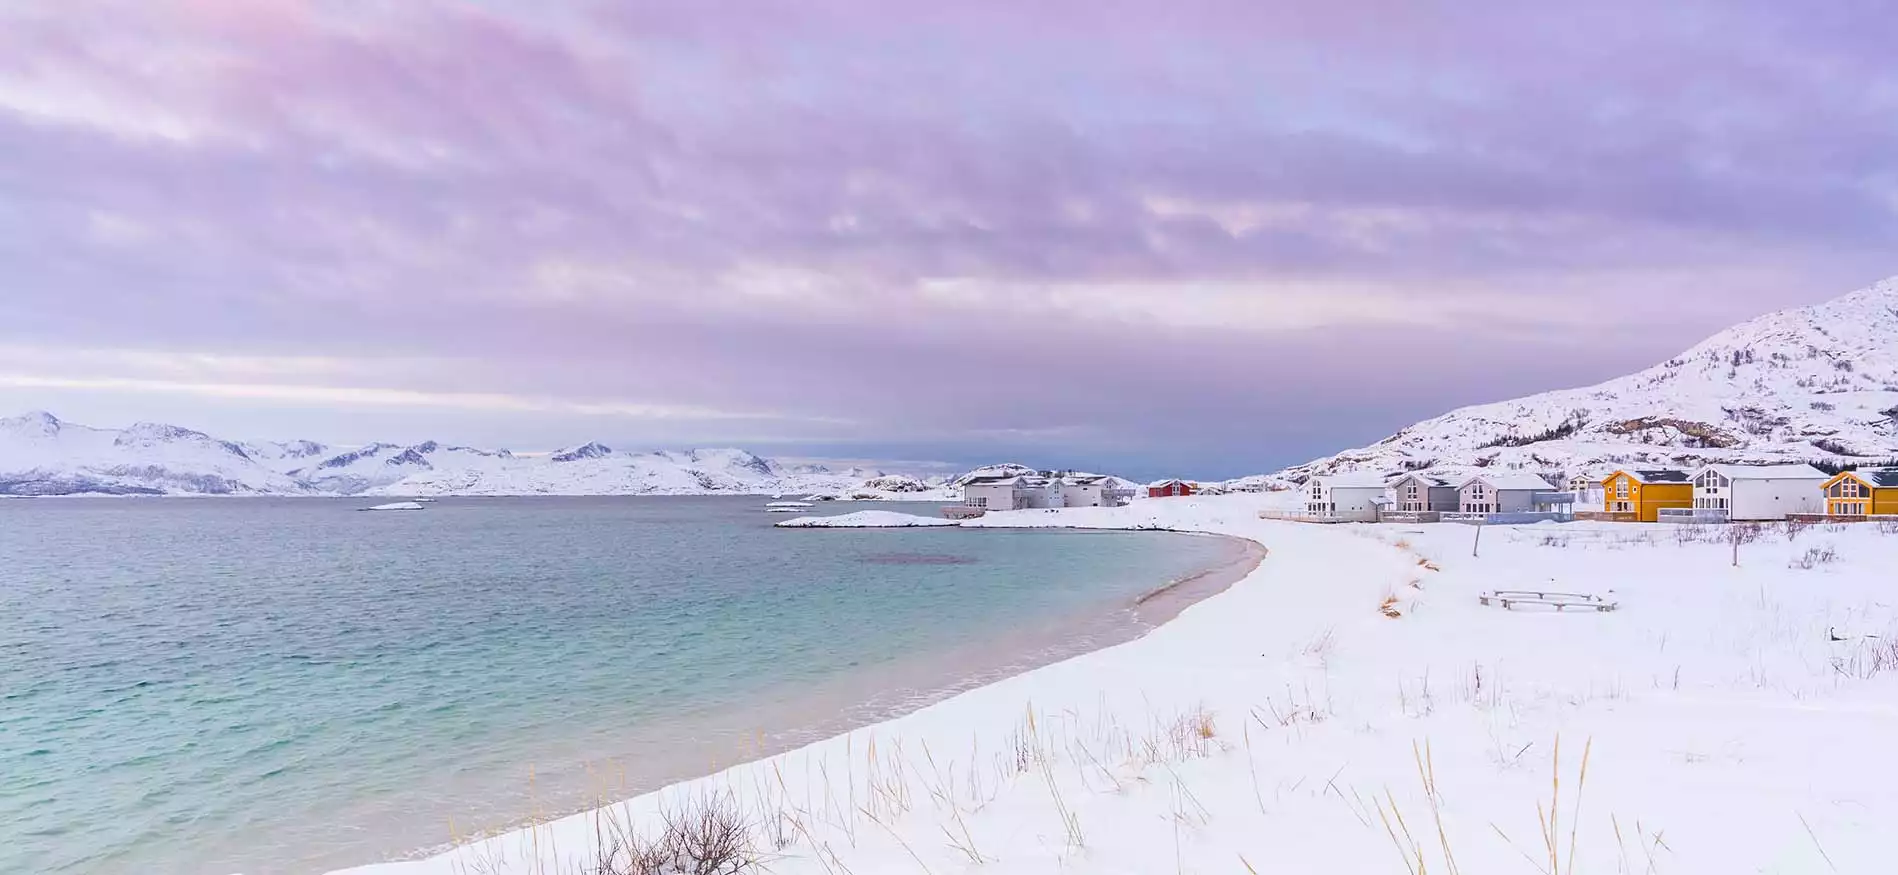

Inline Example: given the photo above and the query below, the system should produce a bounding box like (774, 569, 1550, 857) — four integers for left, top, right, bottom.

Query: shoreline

(327, 523, 1267, 875)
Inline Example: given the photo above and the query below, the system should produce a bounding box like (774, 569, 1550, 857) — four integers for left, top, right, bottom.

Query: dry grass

(1380, 594, 1405, 619)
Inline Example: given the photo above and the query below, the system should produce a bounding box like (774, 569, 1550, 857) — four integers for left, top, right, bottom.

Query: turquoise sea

(0, 496, 1234, 875)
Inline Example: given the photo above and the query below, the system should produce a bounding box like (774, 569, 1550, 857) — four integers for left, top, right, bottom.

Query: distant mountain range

(1274, 275, 1898, 482)
(0, 412, 910, 497)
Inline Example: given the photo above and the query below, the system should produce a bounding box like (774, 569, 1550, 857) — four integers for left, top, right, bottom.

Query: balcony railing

(1657, 507, 1730, 524)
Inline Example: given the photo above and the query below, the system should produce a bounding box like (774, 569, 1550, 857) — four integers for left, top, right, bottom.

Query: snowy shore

(329, 496, 1898, 875)
(773, 510, 958, 528)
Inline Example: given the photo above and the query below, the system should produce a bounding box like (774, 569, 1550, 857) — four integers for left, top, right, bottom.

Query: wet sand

(364, 531, 1268, 871)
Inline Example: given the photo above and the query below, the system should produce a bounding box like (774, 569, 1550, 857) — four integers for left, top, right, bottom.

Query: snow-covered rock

(1279, 275, 1898, 482)
(360, 501, 425, 511)
(774, 510, 958, 528)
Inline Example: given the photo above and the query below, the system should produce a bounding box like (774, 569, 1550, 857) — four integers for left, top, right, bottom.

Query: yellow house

(1821, 468, 1898, 517)
(1601, 469, 1692, 521)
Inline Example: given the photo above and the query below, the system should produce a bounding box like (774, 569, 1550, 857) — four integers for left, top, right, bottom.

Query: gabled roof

(1148, 478, 1192, 488)
(1314, 471, 1390, 489)
(1828, 467, 1898, 488)
(1461, 472, 1559, 491)
(1691, 463, 1829, 481)
(1389, 471, 1457, 488)
(1606, 468, 1690, 484)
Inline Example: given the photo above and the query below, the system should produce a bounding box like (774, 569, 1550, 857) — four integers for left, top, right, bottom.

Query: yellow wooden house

(1821, 468, 1898, 517)
(1600, 469, 1693, 521)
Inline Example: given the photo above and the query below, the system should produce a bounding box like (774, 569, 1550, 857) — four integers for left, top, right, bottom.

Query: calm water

(0, 497, 1233, 875)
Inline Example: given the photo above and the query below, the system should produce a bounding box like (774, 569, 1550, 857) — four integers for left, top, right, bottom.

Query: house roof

(1830, 467, 1898, 488)
(1461, 472, 1559, 491)
(1389, 471, 1457, 488)
(1315, 471, 1390, 489)
(1608, 468, 1690, 484)
(1692, 463, 1829, 481)
(1148, 478, 1192, 488)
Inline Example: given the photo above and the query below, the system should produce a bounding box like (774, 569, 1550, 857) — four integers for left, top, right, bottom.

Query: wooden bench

(1478, 590, 1618, 612)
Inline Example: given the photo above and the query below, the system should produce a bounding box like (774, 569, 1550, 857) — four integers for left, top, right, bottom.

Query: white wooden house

(1682, 463, 1828, 521)
(1300, 472, 1389, 522)
(1456, 471, 1562, 516)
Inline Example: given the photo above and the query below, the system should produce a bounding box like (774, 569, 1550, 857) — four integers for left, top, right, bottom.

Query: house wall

(1061, 483, 1118, 508)
(1495, 488, 1537, 513)
(1729, 478, 1826, 520)
(1329, 486, 1385, 519)
(963, 483, 1021, 511)
(1635, 483, 1692, 522)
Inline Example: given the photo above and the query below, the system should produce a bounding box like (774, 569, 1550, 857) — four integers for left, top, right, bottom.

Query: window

(969, 496, 988, 508)
(1614, 479, 1630, 499)
(1612, 501, 1633, 513)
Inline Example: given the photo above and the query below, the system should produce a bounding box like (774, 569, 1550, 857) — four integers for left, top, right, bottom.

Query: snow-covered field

(330, 495, 1898, 875)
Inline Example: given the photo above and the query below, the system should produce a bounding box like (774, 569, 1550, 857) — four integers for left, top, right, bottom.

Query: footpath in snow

(331, 495, 1898, 875)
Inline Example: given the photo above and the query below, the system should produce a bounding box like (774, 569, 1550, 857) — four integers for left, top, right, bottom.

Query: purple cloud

(1, 0, 1894, 473)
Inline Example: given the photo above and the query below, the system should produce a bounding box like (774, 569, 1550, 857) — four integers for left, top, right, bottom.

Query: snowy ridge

(1280, 275, 1898, 481)
(0, 412, 883, 497)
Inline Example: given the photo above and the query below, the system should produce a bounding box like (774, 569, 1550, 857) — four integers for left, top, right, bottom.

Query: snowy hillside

(0, 413, 881, 497)
(1282, 275, 1898, 481)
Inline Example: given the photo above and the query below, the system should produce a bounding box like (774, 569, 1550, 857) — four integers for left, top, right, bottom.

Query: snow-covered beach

(329, 495, 1898, 875)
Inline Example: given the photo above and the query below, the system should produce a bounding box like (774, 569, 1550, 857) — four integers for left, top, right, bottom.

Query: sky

(2, 1, 1896, 480)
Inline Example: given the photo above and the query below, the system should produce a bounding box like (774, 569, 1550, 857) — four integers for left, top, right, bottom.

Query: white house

(1686, 463, 1829, 521)
(1456, 471, 1560, 515)
(1302, 472, 1389, 522)
(1567, 471, 1609, 510)
(961, 471, 1131, 512)
(1058, 472, 1135, 508)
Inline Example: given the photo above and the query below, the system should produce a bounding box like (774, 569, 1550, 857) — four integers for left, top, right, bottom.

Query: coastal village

(940, 462, 1898, 525)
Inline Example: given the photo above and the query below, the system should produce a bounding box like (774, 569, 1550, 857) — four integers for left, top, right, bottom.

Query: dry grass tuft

(1380, 594, 1404, 619)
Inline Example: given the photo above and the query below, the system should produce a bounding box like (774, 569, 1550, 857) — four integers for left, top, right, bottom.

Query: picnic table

(1478, 590, 1618, 612)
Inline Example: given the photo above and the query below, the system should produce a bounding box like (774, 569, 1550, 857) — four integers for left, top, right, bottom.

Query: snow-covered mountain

(1280, 276, 1898, 482)
(0, 412, 314, 495)
(371, 444, 866, 497)
(0, 413, 882, 497)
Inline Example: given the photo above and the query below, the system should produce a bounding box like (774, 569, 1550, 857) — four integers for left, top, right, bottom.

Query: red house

(1148, 479, 1196, 498)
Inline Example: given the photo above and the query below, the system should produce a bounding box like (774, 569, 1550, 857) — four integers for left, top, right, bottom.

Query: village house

(1299, 472, 1388, 522)
(1061, 472, 1137, 508)
(1148, 479, 1196, 498)
(1567, 471, 1609, 510)
(1600, 469, 1692, 521)
(1679, 463, 1829, 521)
(1821, 467, 1898, 517)
(1454, 472, 1569, 521)
(1380, 472, 1459, 521)
(960, 471, 1133, 513)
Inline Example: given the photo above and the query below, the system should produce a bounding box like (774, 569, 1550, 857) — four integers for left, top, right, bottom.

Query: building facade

(1686, 464, 1828, 521)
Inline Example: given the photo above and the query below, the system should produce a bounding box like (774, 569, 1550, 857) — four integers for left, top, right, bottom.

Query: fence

(1657, 508, 1730, 524)
(1259, 509, 1379, 523)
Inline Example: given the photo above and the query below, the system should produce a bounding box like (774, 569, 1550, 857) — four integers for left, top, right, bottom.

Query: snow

(360, 502, 425, 511)
(1278, 275, 1898, 483)
(322, 495, 1898, 875)
(773, 510, 957, 528)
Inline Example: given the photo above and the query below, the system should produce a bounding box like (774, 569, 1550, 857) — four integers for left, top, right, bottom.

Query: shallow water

(0, 496, 1234, 875)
